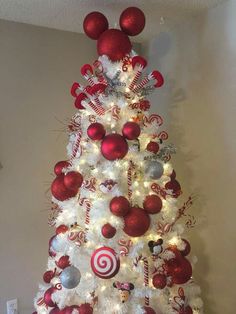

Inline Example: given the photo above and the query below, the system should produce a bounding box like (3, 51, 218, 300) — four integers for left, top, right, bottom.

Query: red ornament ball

(165, 179, 181, 198)
(44, 287, 56, 307)
(83, 12, 108, 40)
(180, 239, 191, 256)
(51, 174, 78, 201)
(123, 207, 150, 237)
(146, 141, 160, 154)
(63, 306, 80, 314)
(101, 134, 128, 160)
(64, 171, 83, 190)
(102, 223, 116, 238)
(97, 29, 132, 61)
(56, 225, 69, 235)
(120, 7, 145, 36)
(152, 274, 167, 289)
(43, 270, 55, 284)
(122, 122, 141, 140)
(54, 160, 70, 176)
(179, 306, 193, 314)
(110, 196, 130, 217)
(87, 123, 106, 140)
(56, 255, 70, 269)
(166, 256, 192, 285)
(49, 308, 61, 314)
(143, 306, 156, 314)
(78, 303, 93, 314)
(143, 194, 162, 214)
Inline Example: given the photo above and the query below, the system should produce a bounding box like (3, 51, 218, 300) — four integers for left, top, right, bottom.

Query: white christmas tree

(33, 7, 203, 314)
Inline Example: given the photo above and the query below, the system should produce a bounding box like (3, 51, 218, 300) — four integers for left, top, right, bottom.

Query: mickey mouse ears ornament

(83, 7, 146, 61)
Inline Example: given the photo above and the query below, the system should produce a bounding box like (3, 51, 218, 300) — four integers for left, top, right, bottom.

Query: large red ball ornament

(146, 141, 160, 154)
(102, 223, 116, 238)
(83, 12, 108, 40)
(120, 7, 145, 36)
(110, 196, 130, 217)
(143, 306, 156, 314)
(56, 225, 69, 235)
(43, 270, 55, 283)
(143, 194, 162, 214)
(56, 255, 70, 269)
(78, 303, 93, 314)
(166, 256, 192, 285)
(122, 122, 141, 140)
(64, 171, 83, 190)
(123, 207, 150, 237)
(97, 29, 132, 61)
(179, 306, 193, 314)
(54, 161, 70, 176)
(152, 274, 167, 289)
(101, 134, 128, 160)
(51, 174, 78, 201)
(180, 239, 191, 256)
(87, 123, 106, 140)
(44, 287, 56, 307)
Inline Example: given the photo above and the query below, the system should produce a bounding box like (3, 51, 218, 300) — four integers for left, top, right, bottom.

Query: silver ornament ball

(51, 236, 62, 252)
(145, 160, 164, 179)
(60, 266, 81, 289)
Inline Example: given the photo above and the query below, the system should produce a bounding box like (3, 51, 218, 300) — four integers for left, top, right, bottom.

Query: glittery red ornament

(51, 174, 78, 201)
(64, 171, 83, 191)
(146, 141, 160, 154)
(83, 12, 108, 40)
(165, 179, 181, 198)
(44, 287, 56, 307)
(49, 308, 61, 314)
(56, 225, 69, 235)
(78, 303, 93, 314)
(87, 123, 106, 140)
(143, 306, 156, 314)
(97, 29, 132, 61)
(43, 270, 55, 283)
(54, 161, 70, 176)
(165, 255, 192, 285)
(110, 196, 130, 217)
(122, 122, 141, 140)
(180, 239, 191, 256)
(62, 306, 80, 314)
(102, 223, 116, 238)
(123, 207, 150, 237)
(143, 194, 162, 214)
(152, 274, 167, 289)
(56, 255, 70, 269)
(179, 306, 193, 314)
(119, 7, 145, 36)
(101, 134, 128, 160)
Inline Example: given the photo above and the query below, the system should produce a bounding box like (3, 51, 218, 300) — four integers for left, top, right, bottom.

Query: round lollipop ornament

(91, 246, 120, 279)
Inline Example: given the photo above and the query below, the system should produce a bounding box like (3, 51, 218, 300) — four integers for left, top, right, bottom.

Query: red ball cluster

(87, 122, 106, 140)
(122, 122, 141, 140)
(51, 167, 83, 201)
(110, 196, 130, 217)
(101, 223, 116, 239)
(101, 134, 128, 160)
(83, 7, 145, 61)
(123, 207, 150, 237)
(143, 194, 162, 214)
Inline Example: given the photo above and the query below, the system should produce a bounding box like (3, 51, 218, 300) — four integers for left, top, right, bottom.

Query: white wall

(145, 1, 236, 313)
(0, 20, 96, 313)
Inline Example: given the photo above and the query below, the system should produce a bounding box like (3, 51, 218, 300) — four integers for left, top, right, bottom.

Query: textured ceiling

(0, 0, 226, 39)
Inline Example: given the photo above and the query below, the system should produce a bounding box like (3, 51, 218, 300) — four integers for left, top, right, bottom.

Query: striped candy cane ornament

(134, 255, 150, 306)
(129, 56, 147, 90)
(132, 70, 164, 93)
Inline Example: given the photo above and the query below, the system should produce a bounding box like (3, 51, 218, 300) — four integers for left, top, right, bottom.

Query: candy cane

(129, 56, 147, 90)
(118, 239, 133, 256)
(75, 92, 105, 116)
(127, 160, 135, 202)
(71, 82, 91, 97)
(79, 197, 92, 227)
(134, 255, 149, 306)
(132, 70, 164, 93)
(81, 64, 96, 86)
(88, 83, 107, 107)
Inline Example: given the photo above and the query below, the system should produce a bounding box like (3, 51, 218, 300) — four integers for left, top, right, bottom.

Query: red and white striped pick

(75, 92, 105, 116)
(129, 56, 147, 90)
(81, 64, 96, 86)
(88, 83, 107, 107)
(132, 70, 164, 93)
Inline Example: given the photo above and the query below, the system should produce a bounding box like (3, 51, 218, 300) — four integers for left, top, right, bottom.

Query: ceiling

(0, 0, 226, 40)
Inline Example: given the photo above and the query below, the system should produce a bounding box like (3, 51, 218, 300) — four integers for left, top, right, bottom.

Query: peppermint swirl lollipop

(91, 246, 120, 279)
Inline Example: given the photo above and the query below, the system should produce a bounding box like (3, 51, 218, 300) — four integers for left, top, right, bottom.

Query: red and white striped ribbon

(79, 197, 92, 227)
(132, 76, 150, 93)
(86, 99, 106, 116)
(134, 255, 150, 306)
(129, 66, 143, 90)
